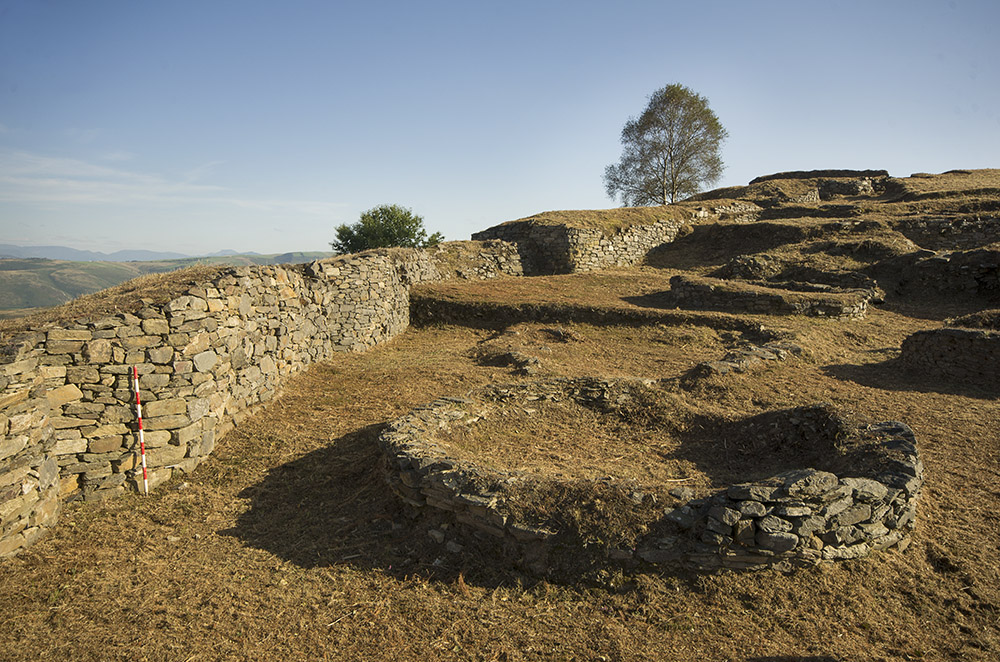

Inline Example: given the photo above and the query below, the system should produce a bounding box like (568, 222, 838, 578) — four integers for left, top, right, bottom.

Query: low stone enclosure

(900, 325, 1000, 387)
(897, 216, 1000, 251)
(664, 274, 874, 319)
(378, 378, 923, 575)
(889, 245, 1000, 300)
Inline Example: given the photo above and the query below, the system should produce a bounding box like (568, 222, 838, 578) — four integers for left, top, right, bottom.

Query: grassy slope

(0, 259, 151, 310)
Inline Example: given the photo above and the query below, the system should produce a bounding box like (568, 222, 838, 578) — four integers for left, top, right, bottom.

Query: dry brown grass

(414, 267, 683, 310)
(439, 393, 698, 486)
(1, 291, 997, 660)
(949, 309, 1000, 330)
(499, 205, 694, 234)
(892, 168, 1000, 197)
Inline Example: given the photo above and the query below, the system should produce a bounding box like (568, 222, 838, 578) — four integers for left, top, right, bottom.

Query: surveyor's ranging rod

(131, 366, 149, 495)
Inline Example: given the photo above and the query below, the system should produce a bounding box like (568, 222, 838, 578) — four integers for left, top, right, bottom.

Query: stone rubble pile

(687, 341, 803, 379)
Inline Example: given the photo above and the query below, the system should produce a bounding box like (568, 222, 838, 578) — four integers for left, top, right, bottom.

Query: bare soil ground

(2, 171, 999, 661)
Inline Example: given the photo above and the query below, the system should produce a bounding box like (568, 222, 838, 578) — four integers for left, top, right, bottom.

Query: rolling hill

(0, 251, 333, 318)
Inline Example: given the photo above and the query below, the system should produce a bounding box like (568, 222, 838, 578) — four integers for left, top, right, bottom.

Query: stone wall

(0, 364, 58, 557)
(897, 217, 1000, 251)
(893, 246, 1000, 300)
(900, 327, 1000, 387)
(0, 241, 522, 557)
(377, 380, 922, 574)
(702, 201, 763, 223)
(661, 414, 922, 570)
(749, 170, 889, 184)
(472, 217, 687, 275)
(666, 275, 871, 319)
(420, 240, 524, 281)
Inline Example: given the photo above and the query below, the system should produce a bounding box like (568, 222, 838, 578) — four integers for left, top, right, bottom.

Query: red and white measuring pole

(131, 366, 150, 495)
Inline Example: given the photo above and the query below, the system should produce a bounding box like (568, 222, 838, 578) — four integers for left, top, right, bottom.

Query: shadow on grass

(222, 422, 712, 591)
(873, 295, 990, 323)
(221, 424, 400, 567)
(671, 406, 853, 489)
(221, 423, 633, 589)
(621, 291, 677, 310)
(822, 359, 1000, 400)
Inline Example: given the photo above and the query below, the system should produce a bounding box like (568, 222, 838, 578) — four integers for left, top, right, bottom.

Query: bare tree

(604, 84, 727, 206)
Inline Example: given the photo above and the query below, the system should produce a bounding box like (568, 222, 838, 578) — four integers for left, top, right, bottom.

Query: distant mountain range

(0, 244, 261, 262)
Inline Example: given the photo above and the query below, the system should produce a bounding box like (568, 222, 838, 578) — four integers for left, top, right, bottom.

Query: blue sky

(1, 0, 998, 255)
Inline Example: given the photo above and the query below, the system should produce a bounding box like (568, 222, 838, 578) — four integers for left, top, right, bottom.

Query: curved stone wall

(900, 326, 1000, 386)
(378, 379, 922, 574)
(0, 242, 522, 557)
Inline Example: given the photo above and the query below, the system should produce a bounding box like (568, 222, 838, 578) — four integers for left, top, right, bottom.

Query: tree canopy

(331, 204, 443, 254)
(604, 84, 727, 206)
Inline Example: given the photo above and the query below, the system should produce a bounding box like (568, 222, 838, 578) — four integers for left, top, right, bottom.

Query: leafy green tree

(331, 204, 443, 254)
(604, 84, 728, 206)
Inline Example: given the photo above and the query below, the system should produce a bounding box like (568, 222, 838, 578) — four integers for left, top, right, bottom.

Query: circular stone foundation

(377, 377, 922, 574)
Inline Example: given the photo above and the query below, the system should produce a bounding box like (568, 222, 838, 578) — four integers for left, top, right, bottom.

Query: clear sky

(1, 0, 998, 256)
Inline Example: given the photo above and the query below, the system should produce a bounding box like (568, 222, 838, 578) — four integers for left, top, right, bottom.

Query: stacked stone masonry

(667, 275, 872, 319)
(900, 327, 1000, 386)
(896, 217, 1000, 251)
(896, 246, 1000, 300)
(472, 217, 687, 275)
(378, 379, 922, 573)
(0, 242, 523, 557)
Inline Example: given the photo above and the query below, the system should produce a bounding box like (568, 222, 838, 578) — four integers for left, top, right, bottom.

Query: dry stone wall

(897, 217, 1000, 250)
(900, 326, 1000, 387)
(472, 217, 687, 275)
(660, 413, 922, 570)
(894, 246, 1000, 300)
(667, 275, 872, 319)
(378, 380, 922, 574)
(421, 240, 524, 281)
(0, 241, 523, 557)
